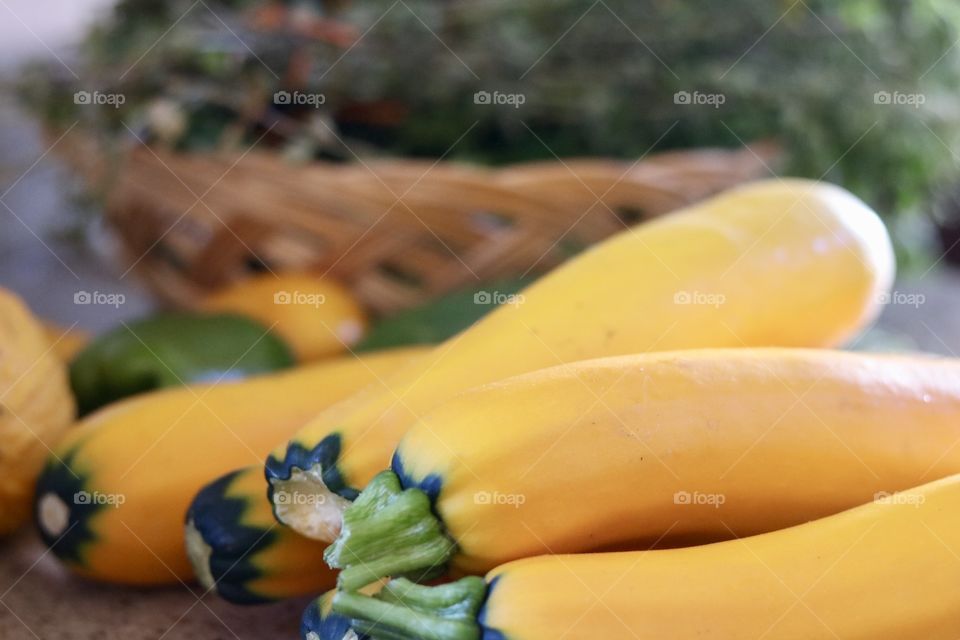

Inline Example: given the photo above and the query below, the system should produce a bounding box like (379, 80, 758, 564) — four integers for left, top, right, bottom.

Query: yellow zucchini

(267, 179, 895, 542)
(33, 346, 426, 585)
(325, 349, 960, 589)
(185, 465, 335, 604)
(203, 272, 367, 361)
(41, 320, 91, 362)
(327, 473, 960, 640)
(0, 289, 75, 534)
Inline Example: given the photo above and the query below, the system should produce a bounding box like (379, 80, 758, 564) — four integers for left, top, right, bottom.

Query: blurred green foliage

(16, 0, 960, 230)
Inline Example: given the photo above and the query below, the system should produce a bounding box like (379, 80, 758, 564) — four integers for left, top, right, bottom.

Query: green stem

(325, 470, 457, 592)
(333, 577, 487, 640)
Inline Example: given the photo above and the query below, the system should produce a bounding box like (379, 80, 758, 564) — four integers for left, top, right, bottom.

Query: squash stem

(269, 466, 354, 541)
(266, 435, 359, 542)
(331, 577, 487, 640)
(324, 470, 456, 592)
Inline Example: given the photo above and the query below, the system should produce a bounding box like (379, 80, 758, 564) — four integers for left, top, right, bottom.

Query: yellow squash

(266, 179, 895, 541)
(33, 346, 425, 585)
(42, 321, 91, 362)
(203, 272, 367, 361)
(185, 465, 335, 604)
(328, 473, 960, 640)
(325, 348, 960, 589)
(0, 289, 75, 534)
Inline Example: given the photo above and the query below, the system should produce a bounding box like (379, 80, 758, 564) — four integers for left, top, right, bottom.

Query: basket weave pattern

(101, 143, 777, 313)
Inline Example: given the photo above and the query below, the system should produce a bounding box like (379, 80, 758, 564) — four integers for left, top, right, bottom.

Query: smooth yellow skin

(484, 474, 960, 640)
(275, 179, 894, 538)
(211, 465, 336, 600)
(203, 272, 367, 361)
(41, 321, 91, 362)
(396, 349, 960, 575)
(42, 346, 424, 584)
(0, 289, 75, 535)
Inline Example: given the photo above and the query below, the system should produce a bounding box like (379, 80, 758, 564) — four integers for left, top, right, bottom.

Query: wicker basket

(72, 138, 778, 314)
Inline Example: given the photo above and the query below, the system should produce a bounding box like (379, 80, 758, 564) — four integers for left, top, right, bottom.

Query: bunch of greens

(17, 0, 960, 228)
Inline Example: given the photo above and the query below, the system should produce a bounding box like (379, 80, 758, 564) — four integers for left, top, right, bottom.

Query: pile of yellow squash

(17, 178, 960, 639)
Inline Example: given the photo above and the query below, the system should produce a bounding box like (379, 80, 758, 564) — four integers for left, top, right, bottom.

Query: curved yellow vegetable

(326, 473, 960, 640)
(185, 465, 336, 604)
(0, 289, 75, 534)
(33, 346, 426, 585)
(42, 321, 91, 362)
(267, 179, 895, 541)
(203, 272, 367, 361)
(325, 348, 960, 589)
